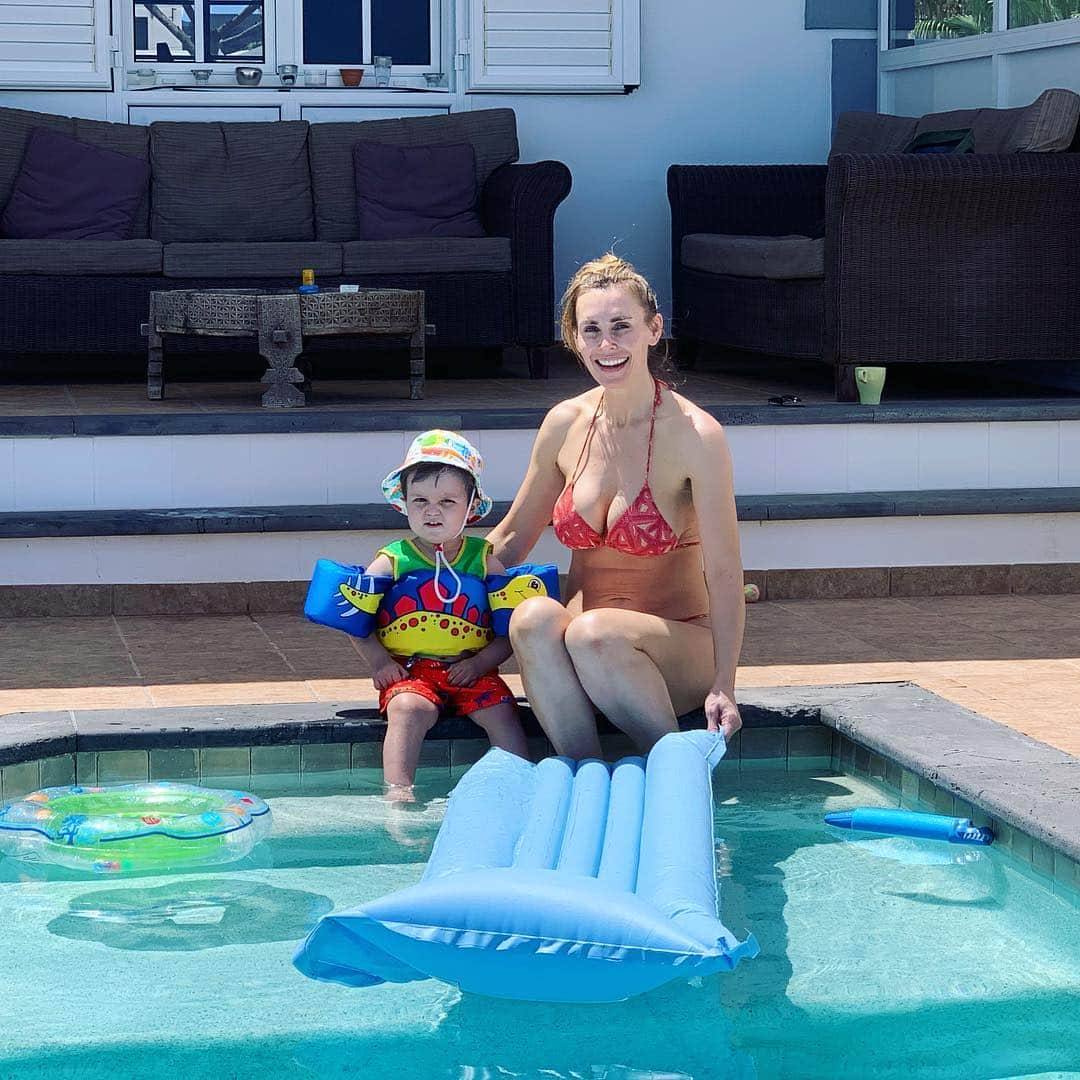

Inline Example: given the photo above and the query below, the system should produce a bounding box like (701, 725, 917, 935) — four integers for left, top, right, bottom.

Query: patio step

(0, 490, 1077, 599)
(2, 489, 1080, 539)
(2, 413, 1077, 513)
(1, 406, 1077, 591)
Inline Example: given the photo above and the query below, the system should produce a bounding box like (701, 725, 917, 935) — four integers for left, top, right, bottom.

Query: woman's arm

(486, 400, 577, 568)
(688, 415, 745, 738)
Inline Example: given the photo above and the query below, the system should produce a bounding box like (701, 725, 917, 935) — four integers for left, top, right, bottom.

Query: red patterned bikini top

(552, 381, 689, 557)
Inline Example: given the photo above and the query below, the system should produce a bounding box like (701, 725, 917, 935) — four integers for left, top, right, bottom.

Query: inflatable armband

(304, 559, 391, 638)
(485, 562, 561, 636)
(825, 808, 994, 846)
(293, 730, 758, 1002)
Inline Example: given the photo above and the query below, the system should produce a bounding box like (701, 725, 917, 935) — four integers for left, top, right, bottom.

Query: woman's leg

(563, 608, 714, 752)
(382, 691, 440, 789)
(509, 596, 603, 759)
(468, 702, 529, 759)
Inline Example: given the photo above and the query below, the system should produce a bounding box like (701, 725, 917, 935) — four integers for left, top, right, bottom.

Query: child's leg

(383, 691, 440, 789)
(468, 701, 529, 760)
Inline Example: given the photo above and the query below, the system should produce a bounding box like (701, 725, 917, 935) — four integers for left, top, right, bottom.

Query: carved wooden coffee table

(144, 287, 428, 407)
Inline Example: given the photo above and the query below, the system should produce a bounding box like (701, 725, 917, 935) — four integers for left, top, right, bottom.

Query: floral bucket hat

(381, 429, 493, 524)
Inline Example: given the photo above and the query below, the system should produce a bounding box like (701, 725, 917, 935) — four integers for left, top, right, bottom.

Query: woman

(487, 254, 745, 759)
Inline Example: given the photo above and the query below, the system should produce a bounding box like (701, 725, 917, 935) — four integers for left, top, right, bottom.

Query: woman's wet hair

(559, 253, 678, 383)
(401, 462, 475, 502)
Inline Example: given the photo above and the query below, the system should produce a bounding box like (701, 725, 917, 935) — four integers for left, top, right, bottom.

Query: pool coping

(1, 681, 1077, 867)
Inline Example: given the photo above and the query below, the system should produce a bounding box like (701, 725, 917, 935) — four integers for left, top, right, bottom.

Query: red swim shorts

(379, 657, 516, 717)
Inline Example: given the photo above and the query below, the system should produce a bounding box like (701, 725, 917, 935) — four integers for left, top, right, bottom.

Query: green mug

(855, 366, 886, 405)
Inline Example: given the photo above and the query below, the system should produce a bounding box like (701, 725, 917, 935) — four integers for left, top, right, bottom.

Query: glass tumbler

(373, 55, 392, 86)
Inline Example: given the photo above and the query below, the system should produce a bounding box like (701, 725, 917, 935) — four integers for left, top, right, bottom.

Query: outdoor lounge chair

(667, 89, 1080, 401)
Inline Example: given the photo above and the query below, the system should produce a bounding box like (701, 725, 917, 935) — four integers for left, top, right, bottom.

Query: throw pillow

(353, 141, 485, 240)
(1, 127, 150, 240)
(903, 128, 976, 154)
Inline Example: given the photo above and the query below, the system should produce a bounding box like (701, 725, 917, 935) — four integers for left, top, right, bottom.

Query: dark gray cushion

(0, 106, 75, 212)
(2, 128, 150, 241)
(309, 109, 518, 241)
(341, 237, 511, 275)
(0, 239, 162, 275)
(0, 110, 152, 239)
(150, 121, 314, 242)
(354, 141, 484, 240)
(163, 242, 343, 278)
(917, 91, 1080, 153)
(1008, 88, 1080, 151)
(72, 117, 151, 238)
(963, 88, 1079, 152)
(681, 233, 823, 280)
(831, 111, 917, 156)
(834, 88, 1080, 158)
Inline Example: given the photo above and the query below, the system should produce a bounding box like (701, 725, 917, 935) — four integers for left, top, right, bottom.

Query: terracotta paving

(2, 594, 1078, 757)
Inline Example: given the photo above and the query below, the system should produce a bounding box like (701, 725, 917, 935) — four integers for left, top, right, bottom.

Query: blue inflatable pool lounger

(825, 807, 994, 845)
(293, 730, 759, 1003)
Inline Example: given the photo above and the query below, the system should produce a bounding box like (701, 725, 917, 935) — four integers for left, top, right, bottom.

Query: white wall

(477, 0, 842, 312)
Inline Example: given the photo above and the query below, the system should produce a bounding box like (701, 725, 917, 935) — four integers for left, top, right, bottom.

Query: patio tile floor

(3, 348, 1076, 415)
(2, 594, 1077, 757)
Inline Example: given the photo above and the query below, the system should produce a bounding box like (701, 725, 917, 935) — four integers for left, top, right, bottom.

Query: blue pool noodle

(294, 731, 759, 1002)
(825, 807, 994, 845)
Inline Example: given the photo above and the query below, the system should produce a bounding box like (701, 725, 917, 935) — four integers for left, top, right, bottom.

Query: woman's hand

(704, 687, 742, 741)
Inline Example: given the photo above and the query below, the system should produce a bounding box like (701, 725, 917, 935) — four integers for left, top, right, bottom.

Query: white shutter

(464, 0, 640, 93)
(0, 0, 113, 88)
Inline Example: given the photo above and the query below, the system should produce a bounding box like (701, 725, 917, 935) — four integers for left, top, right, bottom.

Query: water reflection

(48, 878, 332, 951)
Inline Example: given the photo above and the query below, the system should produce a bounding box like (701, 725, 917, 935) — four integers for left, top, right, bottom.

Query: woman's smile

(594, 354, 629, 369)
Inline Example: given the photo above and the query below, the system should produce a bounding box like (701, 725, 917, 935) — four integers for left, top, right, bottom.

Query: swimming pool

(1, 764, 1077, 1080)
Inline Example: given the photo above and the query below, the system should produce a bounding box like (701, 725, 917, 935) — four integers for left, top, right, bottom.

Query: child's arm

(349, 552, 407, 690)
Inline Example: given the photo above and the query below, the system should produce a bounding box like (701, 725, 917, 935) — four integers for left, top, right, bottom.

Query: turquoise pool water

(1, 766, 1078, 1080)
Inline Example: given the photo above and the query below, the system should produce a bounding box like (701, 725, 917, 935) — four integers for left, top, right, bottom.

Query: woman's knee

(508, 595, 569, 651)
(564, 609, 634, 664)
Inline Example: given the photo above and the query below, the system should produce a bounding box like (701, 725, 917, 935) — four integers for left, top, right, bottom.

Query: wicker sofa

(667, 89, 1080, 400)
(0, 106, 571, 378)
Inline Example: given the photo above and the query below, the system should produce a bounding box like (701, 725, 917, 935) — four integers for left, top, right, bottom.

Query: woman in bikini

(487, 253, 745, 759)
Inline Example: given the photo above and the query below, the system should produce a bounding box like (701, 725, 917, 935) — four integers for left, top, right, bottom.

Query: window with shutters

(462, 0, 640, 92)
(0, 0, 113, 88)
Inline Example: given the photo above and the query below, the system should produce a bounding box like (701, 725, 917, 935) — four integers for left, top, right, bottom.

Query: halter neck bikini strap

(645, 378, 662, 476)
(569, 392, 604, 485)
(571, 379, 663, 485)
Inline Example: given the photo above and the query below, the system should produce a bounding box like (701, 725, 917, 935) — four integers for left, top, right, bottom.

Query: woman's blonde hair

(559, 253, 674, 380)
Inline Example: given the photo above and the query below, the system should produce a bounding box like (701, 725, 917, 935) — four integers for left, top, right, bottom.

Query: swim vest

(303, 541, 560, 657)
(374, 537, 495, 658)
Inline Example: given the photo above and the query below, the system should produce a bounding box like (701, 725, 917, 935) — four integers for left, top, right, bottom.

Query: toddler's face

(404, 470, 473, 546)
